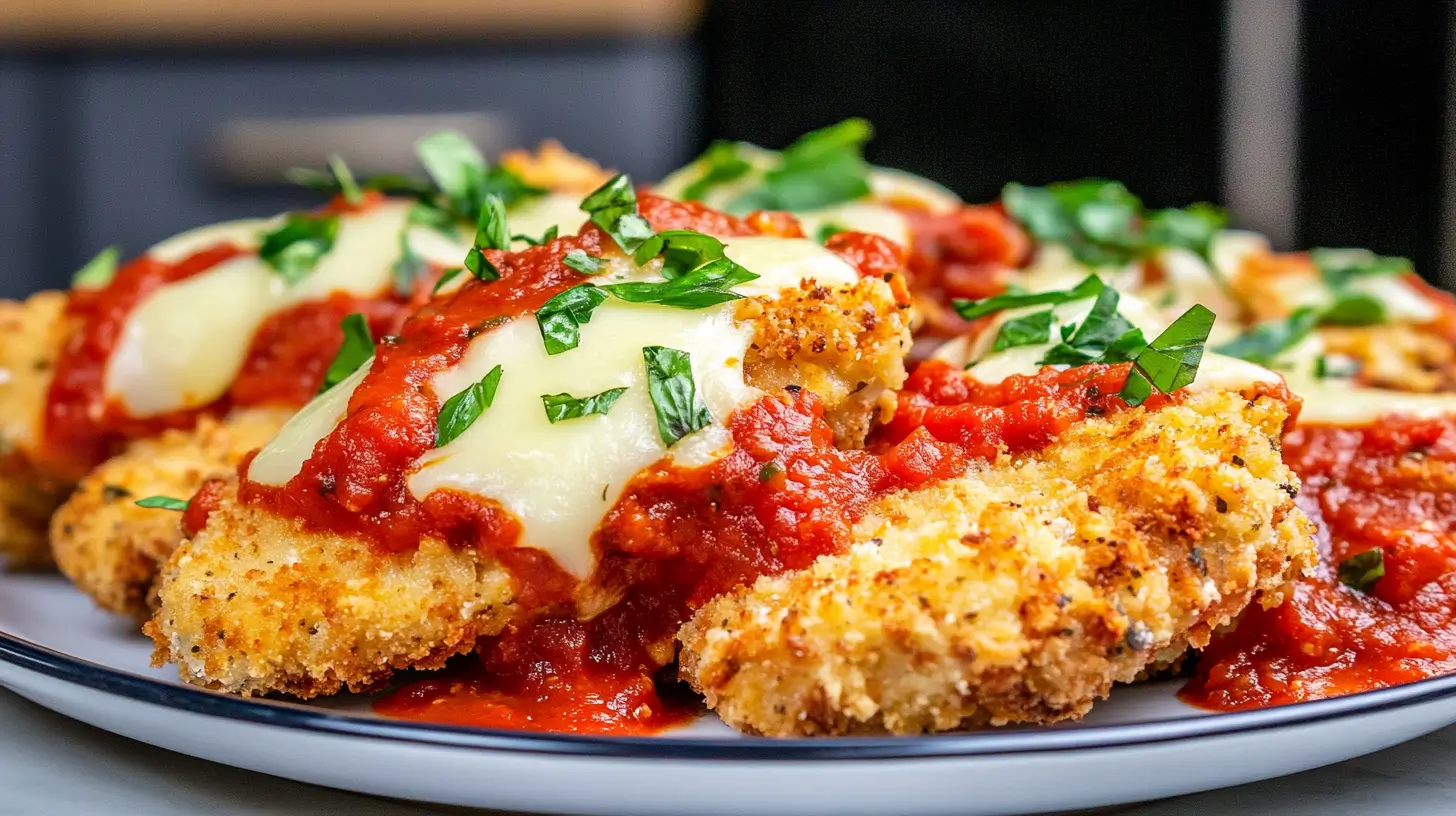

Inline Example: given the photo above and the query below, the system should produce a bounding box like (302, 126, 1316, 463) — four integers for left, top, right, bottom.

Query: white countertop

(2, 686, 1454, 816)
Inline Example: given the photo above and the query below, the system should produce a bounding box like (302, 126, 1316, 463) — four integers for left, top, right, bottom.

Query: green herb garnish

(1214, 307, 1319, 366)
(758, 461, 782, 482)
(562, 250, 606, 276)
(680, 140, 753, 202)
(541, 387, 628, 424)
(435, 364, 503, 447)
(1315, 354, 1361, 380)
(1038, 287, 1142, 366)
(582, 174, 655, 253)
(816, 223, 849, 244)
(1118, 305, 1216, 406)
(462, 194, 509, 282)
(135, 495, 188, 511)
(536, 285, 609, 355)
(391, 233, 429, 297)
(725, 118, 874, 213)
(72, 246, 121, 289)
(991, 309, 1054, 351)
(954, 275, 1105, 321)
(513, 225, 559, 247)
(1321, 291, 1388, 326)
(1312, 249, 1412, 289)
(259, 213, 340, 285)
(318, 313, 374, 393)
(327, 154, 363, 205)
(643, 345, 712, 447)
(432, 267, 465, 295)
(1337, 548, 1385, 593)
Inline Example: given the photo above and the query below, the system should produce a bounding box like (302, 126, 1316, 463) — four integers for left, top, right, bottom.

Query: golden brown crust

(51, 408, 292, 621)
(679, 389, 1316, 736)
(146, 480, 519, 698)
(0, 292, 73, 568)
(499, 140, 614, 194)
(1320, 323, 1456, 393)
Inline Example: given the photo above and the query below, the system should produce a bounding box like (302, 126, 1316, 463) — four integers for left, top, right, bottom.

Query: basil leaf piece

(725, 118, 874, 213)
(432, 267, 464, 295)
(1213, 307, 1320, 366)
(1337, 547, 1385, 593)
(602, 256, 756, 309)
(992, 309, 1054, 351)
(954, 275, 1105, 321)
(1322, 291, 1387, 326)
(536, 285, 609, 355)
(435, 364, 504, 447)
(1039, 287, 1139, 366)
(1315, 354, 1361, 380)
(1312, 248, 1413, 289)
(72, 246, 121, 289)
(259, 213, 340, 285)
(318, 313, 374, 394)
(135, 495, 188, 511)
(1145, 204, 1228, 263)
(758, 461, 782, 482)
(407, 201, 460, 237)
(563, 250, 606, 276)
(513, 225, 559, 247)
(582, 174, 656, 253)
(643, 345, 713, 447)
(1119, 304, 1216, 406)
(680, 140, 753, 202)
(816, 223, 849, 244)
(327, 154, 364, 205)
(391, 233, 429, 297)
(417, 131, 488, 207)
(541, 387, 628, 424)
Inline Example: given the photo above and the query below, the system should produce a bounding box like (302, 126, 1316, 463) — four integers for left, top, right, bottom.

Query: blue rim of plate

(4, 627, 1456, 761)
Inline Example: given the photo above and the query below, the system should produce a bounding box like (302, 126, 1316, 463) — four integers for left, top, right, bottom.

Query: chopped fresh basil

(327, 154, 364, 205)
(1321, 291, 1387, 326)
(72, 246, 121, 289)
(582, 174, 656, 253)
(435, 364, 503, 447)
(562, 250, 606, 276)
(259, 213, 340, 285)
(725, 118, 874, 213)
(417, 131, 489, 208)
(462, 194, 509, 282)
(816, 223, 849, 244)
(1038, 287, 1142, 366)
(992, 309, 1054, 351)
(407, 201, 460, 237)
(1144, 204, 1227, 264)
(513, 225, 559, 247)
(1315, 354, 1361, 380)
(1312, 248, 1412, 289)
(1119, 305, 1216, 406)
(318, 313, 374, 394)
(536, 285, 609, 355)
(1213, 307, 1319, 366)
(954, 274, 1104, 321)
(643, 345, 713, 447)
(1337, 547, 1385, 593)
(391, 233, 429, 297)
(135, 495, 188, 511)
(758, 461, 782, 482)
(603, 257, 756, 309)
(540, 387, 628, 424)
(1003, 180, 1142, 267)
(680, 140, 753, 202)
(432, 267, 465, 295)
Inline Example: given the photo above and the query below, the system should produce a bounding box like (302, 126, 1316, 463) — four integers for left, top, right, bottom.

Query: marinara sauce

(40, 193, 429, 479)
(1182, 415, 1456, 710)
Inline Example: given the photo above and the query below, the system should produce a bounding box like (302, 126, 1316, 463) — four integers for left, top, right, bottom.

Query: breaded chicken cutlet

(147, 208, 913, 697)
(679, 389, 1314, 736)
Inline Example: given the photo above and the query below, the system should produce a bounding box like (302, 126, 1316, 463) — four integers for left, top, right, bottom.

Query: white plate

(2, 570, 1455, 816)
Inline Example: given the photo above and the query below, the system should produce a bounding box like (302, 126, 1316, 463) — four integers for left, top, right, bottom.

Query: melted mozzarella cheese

(507, 192, 590, 249)
(866, 166, 962, 214)
(795, 202, 912, 248)
(105, 202, 473, 418)
(247, 234, 861, 579)
(1292, 380, 1456, 425)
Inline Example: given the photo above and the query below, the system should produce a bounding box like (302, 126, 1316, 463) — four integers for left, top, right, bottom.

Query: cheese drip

(248, 235, 860, 579)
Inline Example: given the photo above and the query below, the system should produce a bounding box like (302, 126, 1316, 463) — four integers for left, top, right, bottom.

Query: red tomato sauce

(1182, 415, 1456, 710)
(40, 194, 426, 479)
(901, 204, 1030, 338)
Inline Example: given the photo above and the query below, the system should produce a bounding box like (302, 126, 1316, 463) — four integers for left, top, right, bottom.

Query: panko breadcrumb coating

(679, 389, 1315, 736)
(0, 292, 72, 568)
(51, 408, 292, 621)
(147, 278, 912, 697)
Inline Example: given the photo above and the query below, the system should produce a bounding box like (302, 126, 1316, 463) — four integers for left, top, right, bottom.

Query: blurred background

(0, 0, 1450, 296)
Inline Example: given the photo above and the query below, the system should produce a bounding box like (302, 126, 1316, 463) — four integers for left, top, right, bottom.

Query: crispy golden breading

(1320, 324, 1456, 393)
(0, 292, 72, 568)
(145, 480, 520, 698)
(148, 281, 911, 697)
(679, 390, 1316, 736)
(499, 140, 614, 194)
(51, 408, 292, 621)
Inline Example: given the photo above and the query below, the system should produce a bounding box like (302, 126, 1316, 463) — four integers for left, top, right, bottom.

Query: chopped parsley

(536, 285, 609, 355)
(1213, 307, 1319, 366)
(954, 274, 1105, 321)
(581, 174, 655, 253)
(463, 194, 509, 281)
(562, 250, 606, 276)
(1337, 547, 1385, 593)
(435, 364, 503, 447)
(259, 213, 340, 285)
(680, 140, 753, 202)
(724, 118, 874, 213)
(643, 345, 712, 447)
(135, 495, 188, 511)
(540, 387, 628, 424)
(991, 309, 1054, 351)
(1118, 305, 1216, 406)
(318, 313, 374, 393)
(72, 246, 121, 289)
